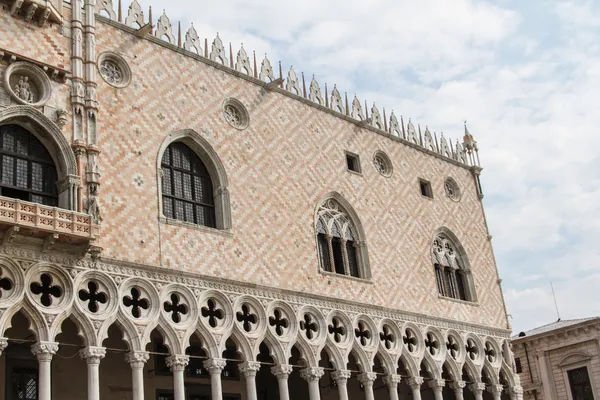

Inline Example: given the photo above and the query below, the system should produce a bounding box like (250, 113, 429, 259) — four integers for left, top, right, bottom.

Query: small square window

(345, 152, 361, 174)
(419, 179, 433, 198)
(515, 357, 522, 374)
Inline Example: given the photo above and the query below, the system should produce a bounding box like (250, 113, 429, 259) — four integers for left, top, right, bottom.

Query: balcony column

(300, 367, 324, 400)
(271, 364, 293, 400)
(239, 361, 261, 400)
(407, 377, 424, 400)
(488, 384, 503, 400)
(509, 386, 524, 400)
(383, 374, 401, 400)
(428, 379, 445, 400)
(331, 370, 351, 400)
(358, 372, 377, 400)
(450, 381, 467, 400)
(166, 355, 189, 400)
(79, 346, 106, 400)
(203, 358, 227, 400)
(125, 351, 149, 400)
(31, 341, 58, 400)
(469, 383, 487, 400)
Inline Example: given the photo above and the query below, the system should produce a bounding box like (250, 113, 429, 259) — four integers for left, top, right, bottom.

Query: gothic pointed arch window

(316, 197, 369, 279)
(161, 142, 216, 228)
(0, 125, 57, 206)
(431, 231, 476, 302)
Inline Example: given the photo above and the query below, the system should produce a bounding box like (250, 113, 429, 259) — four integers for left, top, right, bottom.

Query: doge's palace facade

(0, 1, 522, 399)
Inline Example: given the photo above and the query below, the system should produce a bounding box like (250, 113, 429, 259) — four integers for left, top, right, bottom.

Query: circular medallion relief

(373, 151, 392, 177)
(222, 98, 249, 130)
(444, 177, 461, 201)
(97, 52, 131, 88)
(2, 62, 52, 107)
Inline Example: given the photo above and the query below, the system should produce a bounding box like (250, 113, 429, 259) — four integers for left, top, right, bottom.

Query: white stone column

(450, 381, 466, 400)
(407, 377, 424, 400)
(488, 384, 503, 400)
(300, 367, 324, 400)
(429, 378, 445, 400)
(166, 355, 190, 400)
(271, 364, 293, 400)
(125, 351, 149, 400)
(331, 370, 351, 400)
(204, 358, 227, 400)
(358, 372, 377, 400)
(239, 361, 261, 400)
(31, 341, 59, 400)
(469, 383, 486, 400)
(509, 386, 524, 400)
(80, 346, 106, 400)
(383, 374, 401, 400)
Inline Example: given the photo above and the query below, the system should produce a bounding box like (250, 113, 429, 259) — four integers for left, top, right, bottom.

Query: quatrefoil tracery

(484, 341, 497, 363)
(269, 309, 289, 337)
(201, 299, 224, 328)
(355, 322, 372, 347)
(0, 268, 13, 299)
(328, 318, 346, 343)
(466, 338, 479, 361)
(299, 314, 318, 340)
(30, 273, 62, 307)
(380, 325, 395, 350)
(122, 287, 149, 319)
(403, 329, 418, 353)
(163, 293, 188, 323)
(425, 332, 440, 356)
(446, 336, 460, 360)
(236, 304, 257, 333)
(78, 281, 108, 313)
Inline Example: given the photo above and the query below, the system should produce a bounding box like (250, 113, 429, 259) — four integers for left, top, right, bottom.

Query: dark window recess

(222, 344, 240, 380)
(154, 340, 171, 375)
(317, 233, 331, 272)
(162, 142, 216, 228)
(515, 358, 522, 374)
(331, 237, 345, 275)
(186, 346, 208, 378)
(0, 125, 57, 206)
(568, 367, 595, 400)
(456, 271, 467, 301)
(419, 179, 433, 198)
(157, 392, 174, 400)
(346, 153, 361, 173)
(9, 367, 38, 400)
(346, 241, 359, 277)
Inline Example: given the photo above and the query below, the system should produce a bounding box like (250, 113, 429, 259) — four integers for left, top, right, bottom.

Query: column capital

(125, 351, 149, 368)
(407, 376, 424, 390)
(80, 346, 106, 364)
(271, 364, 294, 380)
(451, 380, 467, 391)
(469, 382, 487, 395)
(509, 385, 524, 400)
(166, 354, 190, 372)
(0, 337, 8, 356)
(428, 378, 446, 391)
(488, 384, 504, 395)
(331, 369, 351, 383)
(203, 358, 227, 375)
(383, 374, 402, 388)
(358, 371, 378, 385)
(238, 361, 261, 378)
(300, 367, 324, 382)
(31, 341, 58, 361)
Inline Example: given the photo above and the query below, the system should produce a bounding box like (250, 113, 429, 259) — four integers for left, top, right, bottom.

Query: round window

(222, 98, 249, 130)
(444, 177, 461, 201)
(373, 151, 392, 177)
(98, 52, 131, 88)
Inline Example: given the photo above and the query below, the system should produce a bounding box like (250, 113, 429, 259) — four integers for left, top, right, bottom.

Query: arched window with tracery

(316, 198, 368, 278)
(161, 142, 215, 228)
(431, 232, 475, 302)
(0, 125, 57, 206)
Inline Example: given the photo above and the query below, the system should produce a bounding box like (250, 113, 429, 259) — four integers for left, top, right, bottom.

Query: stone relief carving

(3, 62, 52, 107)
(13, 76, 34, 103)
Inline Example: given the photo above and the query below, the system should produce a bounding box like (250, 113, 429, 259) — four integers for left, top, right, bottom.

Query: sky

(125, 0, 600, 333)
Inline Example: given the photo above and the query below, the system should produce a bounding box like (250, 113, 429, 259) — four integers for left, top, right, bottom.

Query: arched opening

(318, 349, 336, 398)
(347, 351, 363, 396)
(287, 345, 308, 400)
(373, 354, 390, 400)
(442, 362, 458, 400)
(462, 366, 477, 400)
(499, 369, 512, 400)
(397, 356, 412, 399)
(53, 318, 85, 398)
(419, 360, 435, 400)
(100, 323, 130, 399)
(256, 341, 278, 400)
(482, 368, 495, 400)
(3, 312, 38, 400)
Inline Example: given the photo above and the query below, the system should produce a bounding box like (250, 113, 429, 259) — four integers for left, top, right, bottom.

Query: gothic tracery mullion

(326, 235, 335, 273)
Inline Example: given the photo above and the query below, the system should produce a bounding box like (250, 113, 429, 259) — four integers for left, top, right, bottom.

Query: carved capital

(31, 341, 58, 361)
(300, 367, 324, 382)
(383, 374, 401, 388)
(166, 354, 189, 372)
(125, 351, 149, 368)
(0, 337, 8, 356)
(407, 377, 424, 390)
(451, 381, 467, 392)
(79, 346, 106, 365)
(331, 369, 352, 384)
(358, 371, 378, 386)
(469, 383, 487, 395)
(488, 384, 504, 395)
(271, 364, 293, 380)
(203, 358, 227, 375)
(428, 378, 446, 391)
(238, 361, 261, 378)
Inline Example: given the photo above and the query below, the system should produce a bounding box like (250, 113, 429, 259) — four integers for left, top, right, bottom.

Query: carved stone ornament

(97, 52, 131, 88)
(330, 85, 344, 113)
(96, 0, 116, 20)
(351, 96, 363, 120)
(235, 45, 252, 75)
(222, 98, 249, 130)
(406, 119, 419, 144)
(210, 34, 228, 66)
(183, 25, 201, 54)
(155, 11, 175, 43)
(125, 0, 144, 28)
(3, 62, 52, 107)
(286, 66, 301, 95)
(309, 76, 323, 105)
(370, 103, 383, 130)
(259, 55, 275, 82)
(389, 111, 402, 137)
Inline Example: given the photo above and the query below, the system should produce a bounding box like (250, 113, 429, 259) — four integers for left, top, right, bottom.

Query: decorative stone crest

(406, 119, 418, 144)
(259, 55, 275, 82)
(125, 0, 144, 28)
(286, 66, 302, 95)
(96, 0, 116, 20)
(330, 85, 343, 113)
(309, 76, 323, 105)
(155, 11, 175, 43)
(351, 95, 363, 120)
(210, 34, 228, 65)
(423, 127, 435, 151)
(389, 111, 402, 137)
(235, 45, 252, 75)
(183, 25, 201, 54)
(370, 103, 383, 130)
(3, 62, 52, 107)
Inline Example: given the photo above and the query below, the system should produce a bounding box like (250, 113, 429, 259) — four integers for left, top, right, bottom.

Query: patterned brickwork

(0, 10, 508, 330)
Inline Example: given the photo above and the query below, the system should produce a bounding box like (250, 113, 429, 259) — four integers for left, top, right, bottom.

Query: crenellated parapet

(93, 0, 481, 168)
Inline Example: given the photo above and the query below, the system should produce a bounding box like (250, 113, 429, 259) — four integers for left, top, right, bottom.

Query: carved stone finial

(309, 76, 323, 105)
(235, 45, 252, 75)
(406, 119, 418, 144)
(55, 109, 68, 129)
(210, 34, 228, 65)
(96, 0, 116, 20)
(423, 126, 435, 151)
(183, 25, 201, 54)
(286, 66, 302, 95)
(351, 95, 363, 120)
(371, 102, 383, 130)
(155, 11, 175, 43)
(439, 133, 451, 157)
(259, 55, 275, 82)
(124, 0, 144, 28)
(330, 85, 343, 113)
(389, 111, 401, 137)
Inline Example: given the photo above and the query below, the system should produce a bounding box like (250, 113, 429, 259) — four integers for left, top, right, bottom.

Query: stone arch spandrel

(156, 129, 231, 230)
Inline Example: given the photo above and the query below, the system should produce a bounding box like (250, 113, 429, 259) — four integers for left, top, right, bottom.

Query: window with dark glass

(316, 199, 362, 278)
(568, 367, 595, 400)
(0, 125, 57, 206)
(515, 358, 522, 374)
(161, 142, 215, 228)
(9, 367, 37, 400)
(154, 340, 171, 375)
(186, 345, 208, 378)
(431, 234, 473, 302)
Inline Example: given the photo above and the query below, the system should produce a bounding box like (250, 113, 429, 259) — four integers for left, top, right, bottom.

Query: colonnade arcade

(0, 254, 522, 400)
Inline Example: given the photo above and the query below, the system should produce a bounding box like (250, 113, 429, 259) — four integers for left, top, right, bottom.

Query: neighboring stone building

(0, 0, 522, 399)
(512, 318, 600, 400)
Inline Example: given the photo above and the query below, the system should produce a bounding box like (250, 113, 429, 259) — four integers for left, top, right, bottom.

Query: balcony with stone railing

(0, 196, 99, 252)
